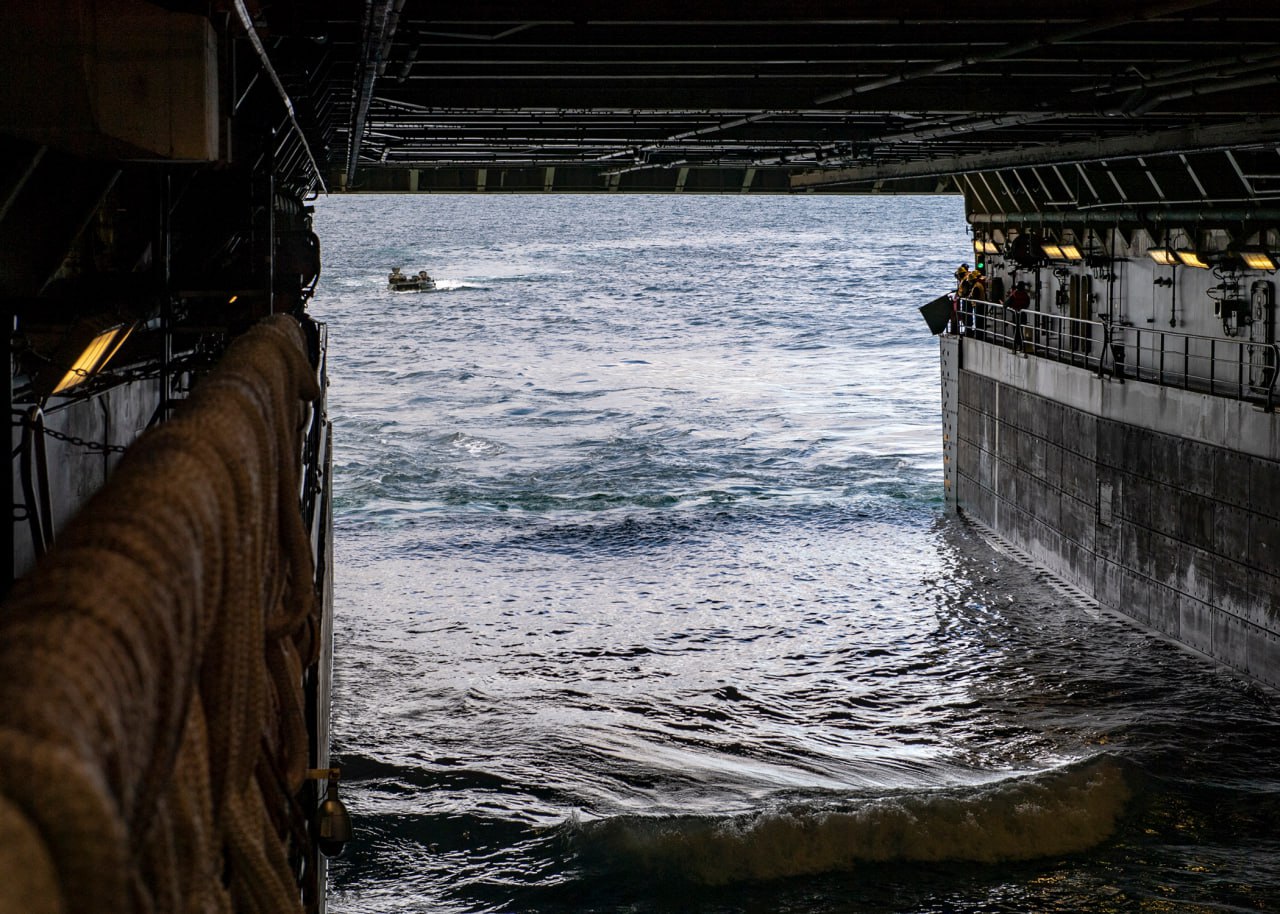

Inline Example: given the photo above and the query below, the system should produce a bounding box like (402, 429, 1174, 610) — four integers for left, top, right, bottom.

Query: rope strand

(0, 315, 321, 914)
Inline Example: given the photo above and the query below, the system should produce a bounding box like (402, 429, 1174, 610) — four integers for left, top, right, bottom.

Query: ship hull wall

(946, 335, 1280, 686)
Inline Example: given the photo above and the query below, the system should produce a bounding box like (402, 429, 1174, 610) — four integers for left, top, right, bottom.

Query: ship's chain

(38, 425, 130, 454)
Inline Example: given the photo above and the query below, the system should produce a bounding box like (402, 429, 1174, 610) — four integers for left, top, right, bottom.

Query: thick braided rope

(0, 314, 321, 913)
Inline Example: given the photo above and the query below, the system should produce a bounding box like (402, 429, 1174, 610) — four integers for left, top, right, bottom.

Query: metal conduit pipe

(813, 0, 1218, 105)
(346, 0, 408, 184)
(792, 117, 1280, 188)
(749, 111, 1068, 168)
(346, 0, 383, 181)
(866, 111, 1065, 146)
(591, 2, 1205, 163)
(232, 0, 327, 194)
(1131, 71, 1280, 116)
(376, 0, 407, 79)
(1076, 49, 1280, 98)
(595, 112, 775, 163)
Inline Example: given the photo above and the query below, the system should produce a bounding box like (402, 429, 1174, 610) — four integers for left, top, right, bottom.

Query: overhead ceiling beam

(790, 117, 1280, 188)
(812, 0, 1220, 105)
(233, 0, 327, 193)
(347, 0, 408, 184)
(303, 1, 1280, 187)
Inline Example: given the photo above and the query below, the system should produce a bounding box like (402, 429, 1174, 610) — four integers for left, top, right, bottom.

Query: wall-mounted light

(52, 323, 135, 395)
(1148, 247, 1178, 265)
(1239, 251, 1277, 271)
(1041, 243, 1064, 260)
(1175, 250, 1210, 269)
(982, 240, 1000, 254)
(33, 319, 137, 398)
(1059, 244, 1083, 261)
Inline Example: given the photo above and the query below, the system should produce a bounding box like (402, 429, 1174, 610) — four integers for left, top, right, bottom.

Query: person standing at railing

(1005, 281, 1030, 352)
(963, 268, 986, 337)
(965, 269, 986, 302)
(950, 264, 969, 333)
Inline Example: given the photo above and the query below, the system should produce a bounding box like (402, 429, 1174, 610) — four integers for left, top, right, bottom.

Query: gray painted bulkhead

(943, 334, 1280, 686)
(10, 380, 161, 581)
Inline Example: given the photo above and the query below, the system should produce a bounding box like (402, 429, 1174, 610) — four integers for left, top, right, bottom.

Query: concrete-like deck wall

(942, 334, 1280, 686)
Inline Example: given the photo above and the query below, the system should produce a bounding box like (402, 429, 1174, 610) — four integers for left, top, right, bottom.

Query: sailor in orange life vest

(1004, 280, 1030, 351)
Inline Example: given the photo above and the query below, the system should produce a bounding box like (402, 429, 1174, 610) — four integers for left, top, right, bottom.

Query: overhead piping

(813, 0, 1220, 105)
(1128, 71, 1280, 116)
(1078, 49, 1280, 100)
(752, 111, 1068, 168)
(594, 112, 776, 164)
(790, 116, 1280, 188)
(347, 0, 408, 185)
(590, 0, 1221, 175)
(231, 0, 327, 194)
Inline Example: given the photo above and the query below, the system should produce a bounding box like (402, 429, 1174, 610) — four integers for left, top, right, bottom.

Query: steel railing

(955, 298, 1278, 412)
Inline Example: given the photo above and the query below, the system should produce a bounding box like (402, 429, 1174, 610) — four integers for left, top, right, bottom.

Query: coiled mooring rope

(0, 314, 322, 914)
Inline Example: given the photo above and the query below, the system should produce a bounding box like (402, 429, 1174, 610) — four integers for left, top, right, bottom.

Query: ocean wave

(573, 756, 1129, 884)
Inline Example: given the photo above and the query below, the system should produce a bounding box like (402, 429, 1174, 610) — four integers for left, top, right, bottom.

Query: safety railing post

(1238, 341, 1245, 401)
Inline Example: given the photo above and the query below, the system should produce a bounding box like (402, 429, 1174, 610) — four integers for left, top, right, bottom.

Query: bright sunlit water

(311, 194, 1280, 913)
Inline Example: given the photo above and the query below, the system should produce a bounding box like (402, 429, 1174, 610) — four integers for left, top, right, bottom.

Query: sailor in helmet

(389, 267, 405, 283)
(965, 268, 986, 302)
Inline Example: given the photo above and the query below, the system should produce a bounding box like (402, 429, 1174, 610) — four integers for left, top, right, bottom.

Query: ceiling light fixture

(1239, 251, 1277, 271)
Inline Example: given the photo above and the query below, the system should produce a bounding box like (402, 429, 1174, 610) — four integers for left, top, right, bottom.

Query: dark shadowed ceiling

(260, 0, 1280, 199)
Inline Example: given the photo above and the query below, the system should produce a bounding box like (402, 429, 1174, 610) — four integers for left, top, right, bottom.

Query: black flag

(919, 294, 954, 335)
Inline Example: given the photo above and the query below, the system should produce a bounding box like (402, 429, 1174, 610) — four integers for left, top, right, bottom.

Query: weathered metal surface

(951, 336, 1280, 686)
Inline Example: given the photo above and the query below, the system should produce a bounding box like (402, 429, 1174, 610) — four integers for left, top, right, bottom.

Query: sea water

(311, 194, 1280, 913)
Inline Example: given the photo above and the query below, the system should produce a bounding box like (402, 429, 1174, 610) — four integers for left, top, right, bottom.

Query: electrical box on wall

(1215, 298, 1249, 321)
(1252, 281, 1276, 342)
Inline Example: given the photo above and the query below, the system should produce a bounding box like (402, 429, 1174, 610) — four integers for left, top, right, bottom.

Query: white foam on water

(579, 756, 1130, 884)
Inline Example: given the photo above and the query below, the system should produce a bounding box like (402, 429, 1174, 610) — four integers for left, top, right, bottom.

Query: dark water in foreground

(311, 194, 1280, 913)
